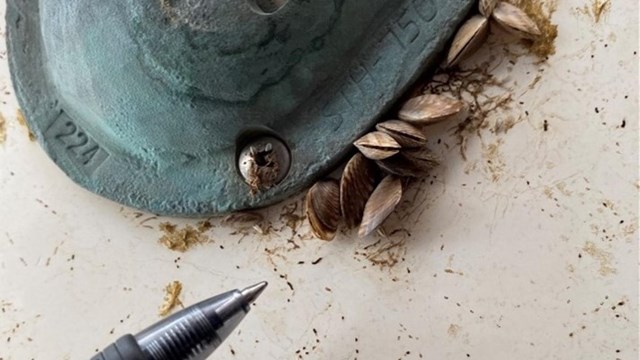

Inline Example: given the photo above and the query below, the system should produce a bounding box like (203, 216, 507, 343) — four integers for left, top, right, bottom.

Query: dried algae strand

(421, 66, 512, 159)
(222, 212, 264, 225)
(158, 222, 211, 252)
(591, 0, 611, 23)
(578, 0, 611, 23)
(507, 0, 558, 59)
(16, 109, 36, 141)
(278, 201, 306, 235)
(223, 211, 272, 237)
(197, 220, 213, 232)
(592, 0, 611, 23)
(0, 112, 6, 145)
(158, 280, 183, 316)
(357, 237, 408, 268)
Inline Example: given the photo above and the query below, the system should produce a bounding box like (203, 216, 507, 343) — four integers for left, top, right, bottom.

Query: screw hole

(246, 0, 289, 14)
(237, 134, 291, 193)
(251, 144, 273, 167)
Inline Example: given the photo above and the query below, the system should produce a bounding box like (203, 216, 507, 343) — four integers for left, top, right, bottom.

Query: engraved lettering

(313, 0, 439, 133)
(413, 0, 437, 22)
(45, 112, 109, 176)
(320, 94, 348, 131)
(66, 131, 89, 152)
(79, 145, 100, 165)
(349, 65, 367, 83)
(54, 121, 77, 141)
(392, 9, 420, 46)
(348, 63, 377, 98)
(364, 30, 403, 75)
(340, 73, 367, 109)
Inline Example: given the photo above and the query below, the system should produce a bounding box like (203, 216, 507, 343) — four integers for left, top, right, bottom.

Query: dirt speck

(583, 241, 617, 276)
(601, 199, 615, 210)
(444, 268, 465, 276)
(493, 116, 521, 134)
(621, 222, 638, 238)
(197, 220, 213, 232)
(555, 182, 573, 196)
(16, 109, 36, 141)
(447, 324, 461, 337)
(159, 280, 183, 316)
(0, 112, 6, 145)
(566, 264, 576, 273)
(528, 74, 543, 90)
(482, 140, 506, 182)
(158, 222, 211, 252)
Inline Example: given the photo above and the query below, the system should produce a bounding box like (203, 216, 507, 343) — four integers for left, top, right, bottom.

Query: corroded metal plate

(7, 0, 473, 216)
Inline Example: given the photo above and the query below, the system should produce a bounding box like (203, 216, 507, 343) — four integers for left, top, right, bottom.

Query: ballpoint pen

(92, 281, 267, 360)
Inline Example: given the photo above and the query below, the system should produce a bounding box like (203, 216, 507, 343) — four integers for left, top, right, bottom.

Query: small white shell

(491, 2, 541, 40)
(446, 15, 489, 68)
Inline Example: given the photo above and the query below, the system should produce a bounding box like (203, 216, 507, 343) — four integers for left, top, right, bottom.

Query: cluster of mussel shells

(306, 94, 467, 240)
(447, 0, 542, 67)
(305, 0, 542, 240)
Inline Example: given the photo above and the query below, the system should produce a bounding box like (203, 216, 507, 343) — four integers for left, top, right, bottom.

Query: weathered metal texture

(6, 0, 474, 216)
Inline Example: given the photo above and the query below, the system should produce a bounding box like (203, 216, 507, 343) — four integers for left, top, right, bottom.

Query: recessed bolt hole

(246, 0, 289, 14)
(238, 136, 291, 194)
(252, 143, 273, 167)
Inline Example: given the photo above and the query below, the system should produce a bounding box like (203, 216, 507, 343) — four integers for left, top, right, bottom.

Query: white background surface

(0, 1, 638, 359)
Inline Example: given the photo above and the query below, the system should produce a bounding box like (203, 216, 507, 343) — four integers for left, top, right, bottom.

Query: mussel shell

(340, 153, 380, 229)
(359, 176, 403, 238)
(479, 0, 498, 18)
(376, 120, 427, 149)
(445, 15, 489, 68)
(306, 179, 341, 241)
(492, 2, 541, 40)
(376, 149, 440, 178)
(399, 94, 468, 125)
(354, 131, 402, 160)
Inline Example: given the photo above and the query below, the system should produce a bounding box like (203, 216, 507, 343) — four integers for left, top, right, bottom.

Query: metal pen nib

(92, 282, 268, 360)
(241, 281, 268, 305)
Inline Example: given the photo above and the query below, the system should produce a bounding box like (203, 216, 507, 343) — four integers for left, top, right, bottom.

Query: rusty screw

(238, 136, 291, 193)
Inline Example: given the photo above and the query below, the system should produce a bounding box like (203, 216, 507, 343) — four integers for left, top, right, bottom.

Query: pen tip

(240, 281, 268, 305)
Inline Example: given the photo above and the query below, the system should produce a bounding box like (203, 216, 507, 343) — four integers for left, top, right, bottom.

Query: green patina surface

(6, 0, 473, 216)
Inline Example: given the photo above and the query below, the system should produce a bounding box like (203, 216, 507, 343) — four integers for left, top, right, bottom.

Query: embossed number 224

(54, 121, 100, 165)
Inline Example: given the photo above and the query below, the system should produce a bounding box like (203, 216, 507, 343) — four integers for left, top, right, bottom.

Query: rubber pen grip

(91, 334, 147, 360)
